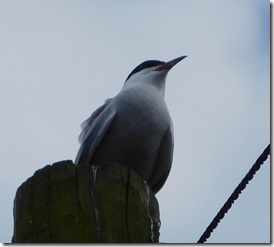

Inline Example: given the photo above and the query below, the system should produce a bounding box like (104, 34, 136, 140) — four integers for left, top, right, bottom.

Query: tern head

(125, 55, 187, 83)
(124, 55, 187, 95)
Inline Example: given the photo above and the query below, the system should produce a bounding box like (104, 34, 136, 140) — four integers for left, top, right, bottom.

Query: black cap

(125, 60, 165, 81)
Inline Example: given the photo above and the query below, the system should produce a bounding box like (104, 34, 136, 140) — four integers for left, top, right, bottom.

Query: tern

(75, 55, 187, 194)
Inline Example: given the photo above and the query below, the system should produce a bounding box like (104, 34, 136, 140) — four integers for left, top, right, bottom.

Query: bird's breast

(113, 86, 171, 133)
(87, 85, 173, 189)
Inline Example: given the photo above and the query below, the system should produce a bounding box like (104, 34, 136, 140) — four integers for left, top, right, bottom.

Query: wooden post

(12, 160, 160, 243)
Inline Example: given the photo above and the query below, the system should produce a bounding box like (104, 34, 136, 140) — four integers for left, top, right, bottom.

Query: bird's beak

(156, 55, 187, 71)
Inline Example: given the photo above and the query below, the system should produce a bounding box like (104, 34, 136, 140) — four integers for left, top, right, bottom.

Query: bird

(75, 55, 187, 194)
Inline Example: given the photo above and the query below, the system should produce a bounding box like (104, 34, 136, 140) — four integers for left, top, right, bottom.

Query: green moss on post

(12, 161, 160, 243)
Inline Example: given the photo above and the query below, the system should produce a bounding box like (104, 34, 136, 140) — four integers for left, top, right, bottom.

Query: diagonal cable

(197, 144, 270, 243)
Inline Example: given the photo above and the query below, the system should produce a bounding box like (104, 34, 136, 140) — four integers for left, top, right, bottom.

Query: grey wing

(78, 98, 113, 144)
(75, 98, 116, 164)
(150, 124, 174, 194)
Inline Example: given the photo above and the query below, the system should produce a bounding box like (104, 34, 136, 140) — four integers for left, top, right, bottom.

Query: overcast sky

(0, 0, 270, 243)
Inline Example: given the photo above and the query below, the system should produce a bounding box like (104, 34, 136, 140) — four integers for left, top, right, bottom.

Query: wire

(197, 144, 270, 243)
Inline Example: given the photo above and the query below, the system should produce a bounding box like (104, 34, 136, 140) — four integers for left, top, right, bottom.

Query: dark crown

(125, 60, 165, 81)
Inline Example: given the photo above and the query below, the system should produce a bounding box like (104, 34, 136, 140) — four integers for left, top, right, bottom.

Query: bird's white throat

(123, 69, 168, 97)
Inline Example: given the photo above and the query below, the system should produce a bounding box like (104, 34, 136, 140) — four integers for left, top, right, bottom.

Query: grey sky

(0, 0, 270, 243)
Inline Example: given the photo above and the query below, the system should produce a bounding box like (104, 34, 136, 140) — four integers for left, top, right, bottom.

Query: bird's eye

(144, 67, 158, 74)
(154, 66, 161, 71)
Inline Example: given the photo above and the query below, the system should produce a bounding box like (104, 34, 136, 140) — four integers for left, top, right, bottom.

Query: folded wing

(75, 98, 116, 164)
